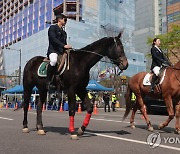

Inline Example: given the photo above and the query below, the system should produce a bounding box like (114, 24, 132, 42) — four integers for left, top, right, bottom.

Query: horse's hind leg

(175, 101, 180, 134)
(137, 97, 153, 131)
(22, 87, 32, 133)
(36, 89, 47, 135)
(158, 97, 174, 130)
(130, 102, 138, 129)
(77, 89, 93, 136)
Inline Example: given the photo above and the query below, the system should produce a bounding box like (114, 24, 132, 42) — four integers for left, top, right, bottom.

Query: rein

(72, 48, 123, 65)
(71, 37, 123, 65)
(168, 67, 180, 70)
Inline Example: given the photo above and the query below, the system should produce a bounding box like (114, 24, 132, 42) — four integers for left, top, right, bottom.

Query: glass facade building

(0, 0, 54, 48)
(1, 0, 146, 85)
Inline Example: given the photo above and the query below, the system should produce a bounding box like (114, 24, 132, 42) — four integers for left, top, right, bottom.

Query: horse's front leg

(67, 89, 78, 139)
(36, 90, 47, 135)
(77, 90, 93, 136)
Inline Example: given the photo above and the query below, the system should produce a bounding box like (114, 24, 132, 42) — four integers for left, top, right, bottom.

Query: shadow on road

(125, 124, 175, 134)
(85, 129, 131, 135)
(43, 126, 69, 135)
(40, 127, 132, 137)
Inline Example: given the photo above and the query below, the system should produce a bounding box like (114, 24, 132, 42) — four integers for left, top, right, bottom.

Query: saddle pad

(143, 69, 166, 86)
(143, 73, 151, 85)
(37, 62, 48, 77)
(37, 58, 67, 77)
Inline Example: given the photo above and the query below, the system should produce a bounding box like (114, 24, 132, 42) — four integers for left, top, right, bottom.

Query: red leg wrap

(69, 116, 75, 132)
(83, 113, 91, 127)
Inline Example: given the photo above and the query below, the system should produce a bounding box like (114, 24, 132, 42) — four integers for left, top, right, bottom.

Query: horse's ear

(117, 29, 124, 38)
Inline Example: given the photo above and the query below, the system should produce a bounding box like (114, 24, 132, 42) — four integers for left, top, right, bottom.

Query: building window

(167, 11, 180, 23)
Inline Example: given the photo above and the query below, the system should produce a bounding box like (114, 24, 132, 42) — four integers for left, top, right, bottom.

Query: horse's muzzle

(119, 58, 128, 70)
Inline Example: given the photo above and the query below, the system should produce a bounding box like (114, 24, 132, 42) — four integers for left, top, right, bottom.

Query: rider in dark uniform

(150, 38, 171, 93)
(47, 14, 72, 90)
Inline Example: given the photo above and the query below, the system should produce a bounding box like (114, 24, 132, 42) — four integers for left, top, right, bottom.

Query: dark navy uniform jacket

(47, 24, 67, 57)
(150, 46, 170, 70)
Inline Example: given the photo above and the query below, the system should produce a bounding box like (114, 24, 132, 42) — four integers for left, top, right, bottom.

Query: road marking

(91, 117, 131, 124)
(29, 112, 37, 115)
(0, 117, 13, 121)
(86, 132, 180, 151)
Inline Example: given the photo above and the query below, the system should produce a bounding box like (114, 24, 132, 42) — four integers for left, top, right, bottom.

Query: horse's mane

(69, 37, 114, 60)
(71, 37, 112, 53)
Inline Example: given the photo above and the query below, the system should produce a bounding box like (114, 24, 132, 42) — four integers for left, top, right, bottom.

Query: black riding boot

(149, 74, 158, 93)
(47, 65, 56, 90)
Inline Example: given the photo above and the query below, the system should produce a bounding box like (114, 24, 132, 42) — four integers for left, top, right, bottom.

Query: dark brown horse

(123, 61, 180, 134)
(23, 32, 128, 139)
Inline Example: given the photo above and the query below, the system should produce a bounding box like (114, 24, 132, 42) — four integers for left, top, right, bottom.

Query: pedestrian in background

(103, 92, 110, 112)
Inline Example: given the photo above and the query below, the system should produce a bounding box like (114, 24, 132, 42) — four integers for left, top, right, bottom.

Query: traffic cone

(77, 103, 81, 113)
(93, 103, 98, 115)
(15, 102, 18, 110)
(59, 103, 63, 112)
(6, 103, 8, 109)
(28, 103, 31, 110)
(43, 104, 46, 111)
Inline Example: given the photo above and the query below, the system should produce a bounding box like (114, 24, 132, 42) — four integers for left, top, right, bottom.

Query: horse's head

(106, 32, 128, 70)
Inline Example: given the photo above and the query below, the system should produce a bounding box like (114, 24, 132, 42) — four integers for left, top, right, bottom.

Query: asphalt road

(0, 108, 179, 154)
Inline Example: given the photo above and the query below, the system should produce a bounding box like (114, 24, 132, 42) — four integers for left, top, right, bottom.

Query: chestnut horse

(123, 61, 180, 134)
(23, 32, 128, 139)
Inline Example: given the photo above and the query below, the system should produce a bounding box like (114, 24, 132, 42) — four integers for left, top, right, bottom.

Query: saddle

(143, 67, 167, 86)
(37, 54, 67, 77)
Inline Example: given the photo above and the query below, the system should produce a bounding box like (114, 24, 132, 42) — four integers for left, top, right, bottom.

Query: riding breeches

(153, 66, 160, 76)
(49, 53, 58, 66)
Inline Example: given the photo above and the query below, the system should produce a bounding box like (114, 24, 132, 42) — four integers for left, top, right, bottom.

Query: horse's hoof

(175, 129, 180, 135)
(158, 124, 163, 130)
(148, 126, 154, 132)
(131, 125, 136, 129)
(71, 134, 79, 140)
(37, 130, 46, 135)
(22, 128, 30, 133)
(77, 127, 84, 136)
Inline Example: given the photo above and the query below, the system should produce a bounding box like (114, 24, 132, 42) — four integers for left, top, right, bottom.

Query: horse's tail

(122, 84, 132, 121)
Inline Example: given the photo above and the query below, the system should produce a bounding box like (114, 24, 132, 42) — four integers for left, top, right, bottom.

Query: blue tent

(1, 85, 38, 94)
(86, 80, 114, 91)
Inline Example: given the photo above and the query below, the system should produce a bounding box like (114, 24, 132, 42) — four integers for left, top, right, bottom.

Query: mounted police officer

(47, 14, 72, 90)
(150, 38, 171, 93)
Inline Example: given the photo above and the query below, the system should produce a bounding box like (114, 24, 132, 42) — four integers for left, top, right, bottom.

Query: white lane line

(86, 132, 180, 151)
(91, 117, 131, 124)
(0, 117, 14, 121)
(29, 112, 36, 115)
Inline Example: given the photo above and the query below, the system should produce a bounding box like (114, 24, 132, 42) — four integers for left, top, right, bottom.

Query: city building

(167, 0, 180, 31)
(0, 0, 146, 87)
(134, 0, 167, 70)
(167, 0, 180, 64)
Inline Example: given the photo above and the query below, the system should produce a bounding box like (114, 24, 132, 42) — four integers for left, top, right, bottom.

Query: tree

(147, 24, 180, 64)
